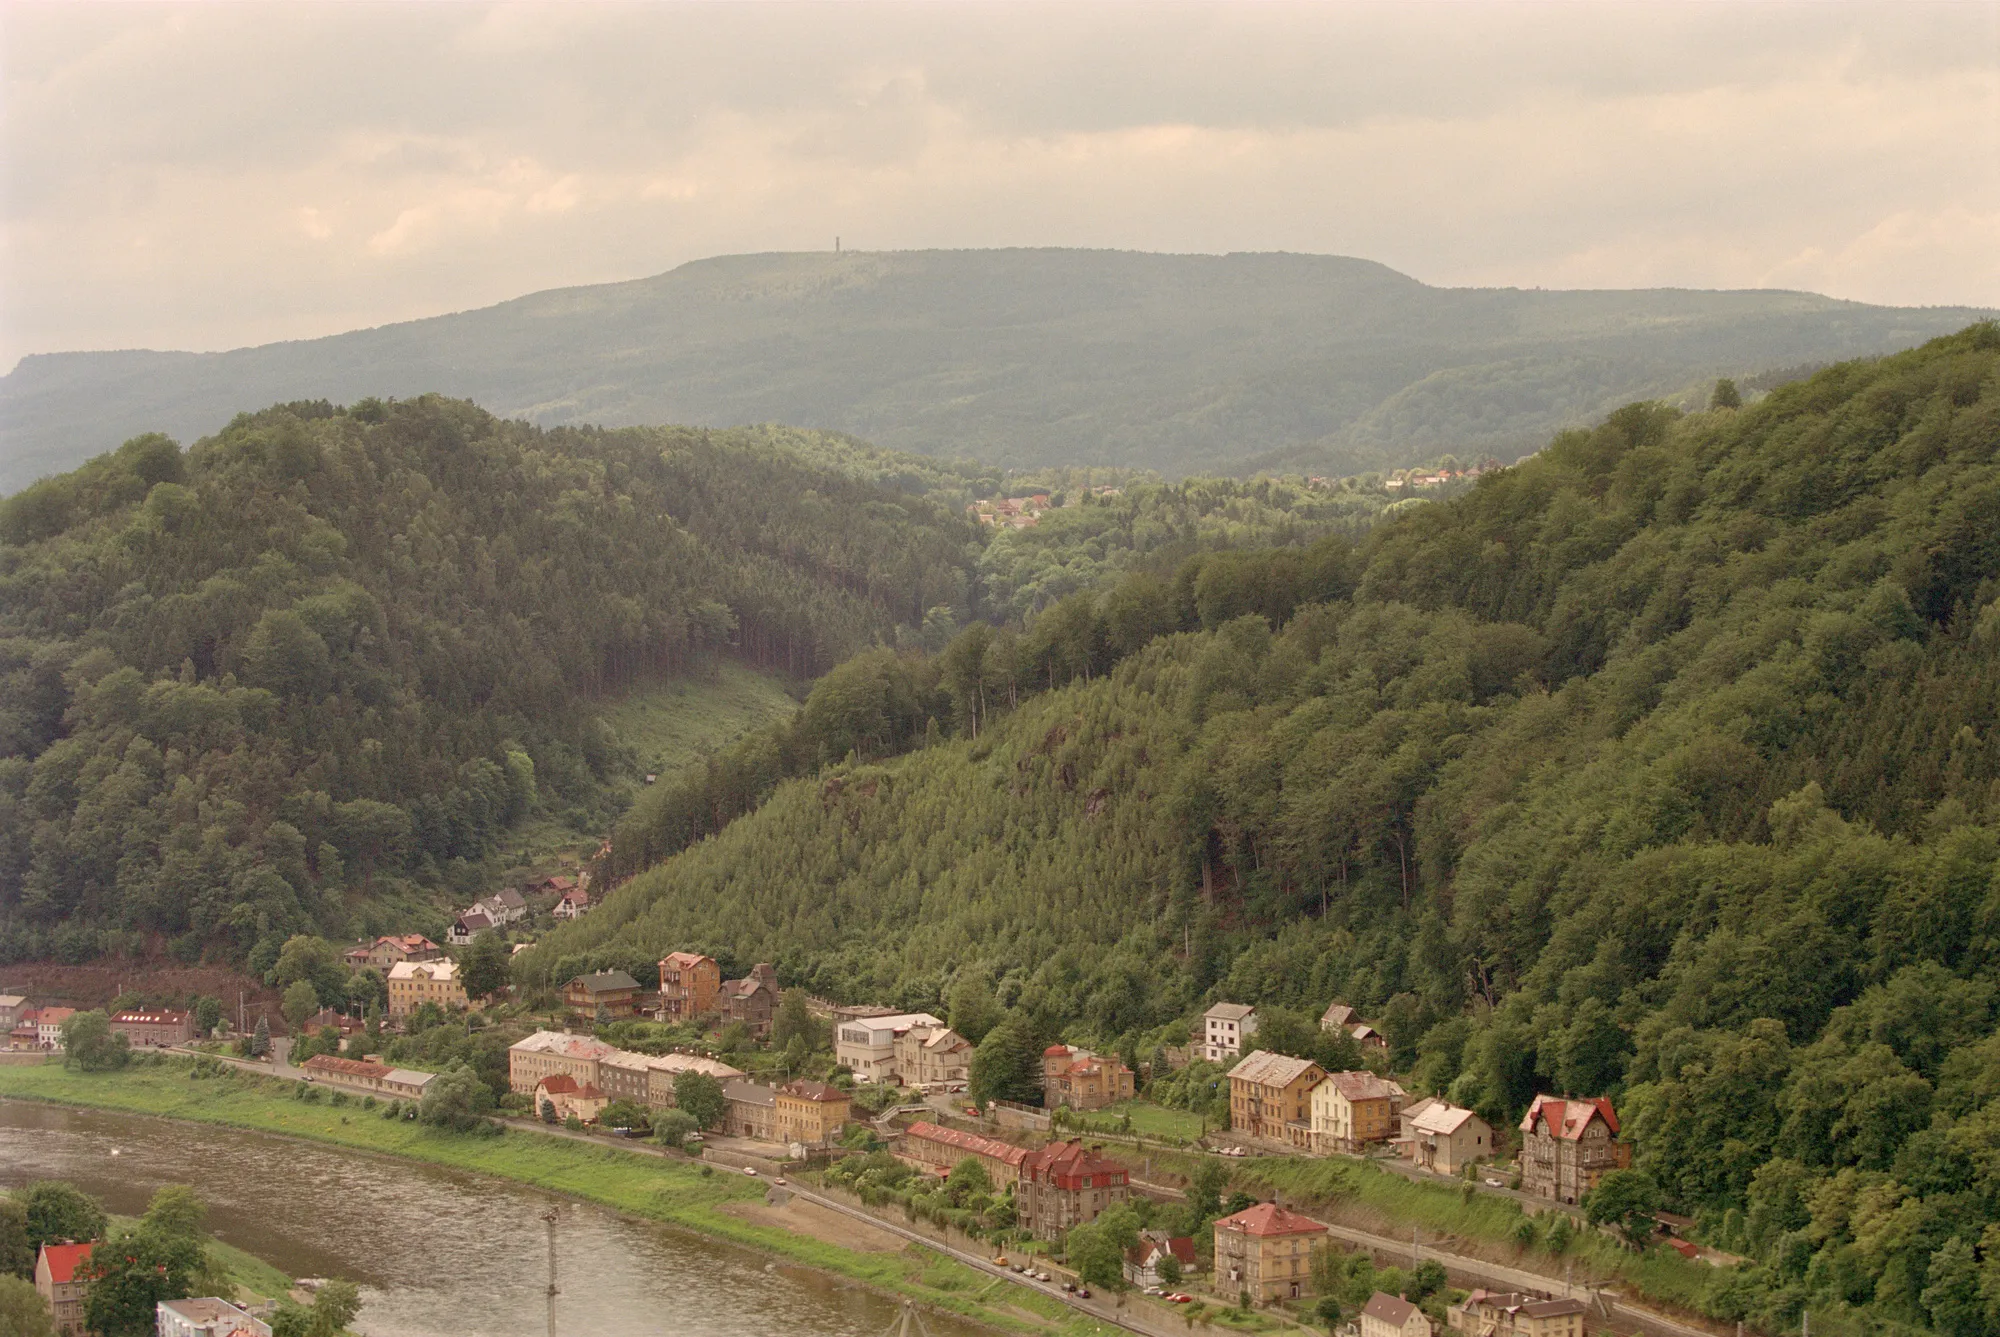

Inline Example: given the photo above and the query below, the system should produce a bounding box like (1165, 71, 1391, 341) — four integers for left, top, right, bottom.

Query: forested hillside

(0, 397, 976, 966)
(6, 248, 1990, 492)
(529, 325, 2000, 1335)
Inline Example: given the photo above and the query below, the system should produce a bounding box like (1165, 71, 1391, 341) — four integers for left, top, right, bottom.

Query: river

(0, 1099, 992, 1337)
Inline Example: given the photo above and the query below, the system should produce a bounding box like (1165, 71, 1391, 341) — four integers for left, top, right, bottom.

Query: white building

(834, 1011, 945, 1084)
(1202, 1003, 1257, 1063)
(157, 1297, 273, 1337)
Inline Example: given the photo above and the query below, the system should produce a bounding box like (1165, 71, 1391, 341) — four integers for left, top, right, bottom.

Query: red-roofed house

(552, 885, 592, 920)
(535, 1072, 608, 1123)
(36, 1240, 96, 1336)
(8, 1007, 41, 1050)
(36, 1007, 76, 1050)
(1042, 1044, 1135, 1111)
(894, 1121, 1029, 1187)
(1015, 1139, 1130, 1240)
(1519, 1095, 1628, 1203)
(1213, 1202, 1329, 1302)
(1124, 1231, 1199, 1288)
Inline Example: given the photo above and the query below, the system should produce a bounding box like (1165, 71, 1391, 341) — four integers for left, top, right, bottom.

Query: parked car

(773, 1177, 787, 1186)
(1077, 1287, 1091, 1299)
(743, 1166, 758, 1176)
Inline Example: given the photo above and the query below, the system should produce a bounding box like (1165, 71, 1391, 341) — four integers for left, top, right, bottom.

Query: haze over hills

(3, 248, 1991, 494)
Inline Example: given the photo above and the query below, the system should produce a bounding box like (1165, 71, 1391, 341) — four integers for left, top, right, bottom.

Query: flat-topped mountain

(3, 248, 1988, 492)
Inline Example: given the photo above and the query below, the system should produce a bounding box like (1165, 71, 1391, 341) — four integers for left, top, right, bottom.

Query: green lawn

(0, 1059, 1122, 1335)
(1077, 1101, 1207, 1143)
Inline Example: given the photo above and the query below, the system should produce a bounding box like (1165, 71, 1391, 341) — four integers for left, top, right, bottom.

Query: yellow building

(1212, 1202, 1328, 1303)
(775, 1079, 852, 1147)
(1228, 1050, 1325, 1148)
(1448, 1291, 1588, 1337)
(386, 959, 466, 1018)
(1311, 1070, 1405, 1153)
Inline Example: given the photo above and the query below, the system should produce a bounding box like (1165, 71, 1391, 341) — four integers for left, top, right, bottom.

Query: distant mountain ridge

(2, 248, 1988, 493)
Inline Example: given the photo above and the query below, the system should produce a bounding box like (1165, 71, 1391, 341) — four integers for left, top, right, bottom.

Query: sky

(2, 1, 1997, 370)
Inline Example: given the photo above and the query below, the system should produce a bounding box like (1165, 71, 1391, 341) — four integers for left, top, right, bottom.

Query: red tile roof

(781, 1080, 849, 1103)
(1214, 1202, 1328, 1238)
(537, 1074, 581, 1095)
(1022, 1139, 1129, 1187)
(902, 1121, 1029, 1166)
(39, 1241, 95, 1284)
(1520, 1094, 1620, 1139)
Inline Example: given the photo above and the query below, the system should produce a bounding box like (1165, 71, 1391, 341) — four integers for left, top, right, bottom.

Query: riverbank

(0, 1060, 1118, 1337)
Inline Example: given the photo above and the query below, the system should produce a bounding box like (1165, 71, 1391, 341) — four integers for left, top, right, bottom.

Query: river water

(0, 1099, 988, 1337)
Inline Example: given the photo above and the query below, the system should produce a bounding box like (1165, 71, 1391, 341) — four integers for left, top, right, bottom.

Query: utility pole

(542, 1207, 559, 1337)
(1412, 1226, 1419, 1272)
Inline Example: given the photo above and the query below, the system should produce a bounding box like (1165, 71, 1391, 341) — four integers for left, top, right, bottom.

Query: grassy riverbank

(0, 1060, 1111, 1336)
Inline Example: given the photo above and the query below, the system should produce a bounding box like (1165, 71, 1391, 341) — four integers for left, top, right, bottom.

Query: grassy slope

(495, 665, 802, 867)
(0, 1061, 1114, 1336)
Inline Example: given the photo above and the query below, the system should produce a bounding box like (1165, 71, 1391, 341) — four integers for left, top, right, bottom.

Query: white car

(743, 1166, 758, 1176)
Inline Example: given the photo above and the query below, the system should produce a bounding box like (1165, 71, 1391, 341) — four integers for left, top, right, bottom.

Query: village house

(36, 1006, 75, 1050)
(1042, 1044, 1136, 1111)
(483, 888, 529, 924)
(157, 1296, 274, 1337)
(894, 1121, 1029, 1187)
(346, 935, 443, 971)
(1310, 1070, 1405, 1154)
(1405, 1102, 1494, 1176)
(108, 1008, 194, 1047)
(1123, 1232, 1198, 1289)
(1348, 1024, 1389, 1055)
(303, 1007, 365, 1040)
(1228, 1050, 1325, 1147)
(7, 1009, 39, 1050)
(721, 1080, 778, 1141)
(387, 959, 466, 1018)
(551, 886, 591, 920)
(36, 1241, 95, 1337)
(1212, 1202, 1328, 1303)
(447, 908, 495, 946)
(508, 1030, 623, 1094)
(775, 1079, 852, 1148)
(1320, 1003, 1358, 1033)
(1519, 1095, 1628, 1204)
(893, 1023, 974, 1089)
(563, 970, 642, 1021)
(1447, 1291, 1588, 1337)
(1362, 1291, 1434, 1337)
(718, 963, 780, 1036)
(1015, 1139, 1131, 1241)
(657, 952, 721, 1020)
(535, 1073, 609, 1124)
(1202, 1003, 1257, 1063)
(0, 993, 28, 1029)
(835, 1011, 946, 1083)
(301, 1054, 434, 1101)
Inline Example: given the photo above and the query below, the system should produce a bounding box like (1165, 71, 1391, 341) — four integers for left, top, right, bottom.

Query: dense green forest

(530, 326, 2000, 1335)
(0, 397, 978, 965)
(8, 248, 1991, 493)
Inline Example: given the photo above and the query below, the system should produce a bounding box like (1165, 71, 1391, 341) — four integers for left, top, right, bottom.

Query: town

(3, 940, 1670, 1337)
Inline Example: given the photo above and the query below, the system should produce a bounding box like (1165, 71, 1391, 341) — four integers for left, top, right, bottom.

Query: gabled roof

(35, 1006, 75, 1023)
(1320, 1070, 1399, 1102)
(1399, 1095, 1443, 1124)
(38, 1241, 95, 1284)
(1362, 1292, 1419, 1327)
(1022, 1138, 1127, 1183)
(1213, 1202, 1327, 1238)
(660, 951, 714, 971)
(569, 970, 641, 994)
(1204, 1002, 1255, 1022)
(1412, 1103, 1485, 1136)
(510, 1030, 621, 1061)
(781, 1079, 849, 1103)
(388, 959, 458, 982)
(1229, 1050, 1323, 1089)
(723, 1080, 776, 1107)
(1320, 1003, 1357, 1028)
(1521, 1094, 1620, 1139)
(537, 1073, 581, 1094)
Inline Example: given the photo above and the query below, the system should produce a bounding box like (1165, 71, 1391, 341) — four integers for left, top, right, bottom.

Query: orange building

(1042, 1045, 1137, 1112)
(658, 952, 721, 1020)
(1228, 1050, 1326, 1147)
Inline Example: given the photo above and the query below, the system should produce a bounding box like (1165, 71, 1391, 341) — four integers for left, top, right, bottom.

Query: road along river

(0, 1098, 993, 1337)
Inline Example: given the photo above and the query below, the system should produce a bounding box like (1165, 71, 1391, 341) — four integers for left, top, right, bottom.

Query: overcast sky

(2, 1, 1996, 370)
